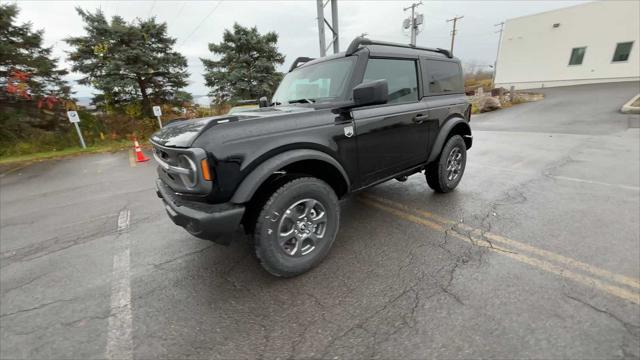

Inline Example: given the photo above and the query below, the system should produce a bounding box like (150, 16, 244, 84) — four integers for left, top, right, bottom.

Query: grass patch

(0, 140, 132, 166)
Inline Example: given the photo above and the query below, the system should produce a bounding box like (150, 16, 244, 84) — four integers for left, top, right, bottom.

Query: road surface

(1, 82, 639, 359)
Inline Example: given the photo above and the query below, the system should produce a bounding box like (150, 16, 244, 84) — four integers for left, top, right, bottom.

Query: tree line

(1, 3, 285, 117)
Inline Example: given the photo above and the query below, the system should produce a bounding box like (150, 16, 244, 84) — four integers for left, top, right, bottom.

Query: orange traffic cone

(133, 137, 150, 162)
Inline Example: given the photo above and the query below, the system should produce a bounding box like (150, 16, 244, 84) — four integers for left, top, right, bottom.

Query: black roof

(345, 37, 453, 58)
(290, 37, 458, 72)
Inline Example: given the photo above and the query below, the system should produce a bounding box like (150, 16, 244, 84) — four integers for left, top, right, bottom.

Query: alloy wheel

(277, 198, 327, 257)
(446, 147, 463, 182)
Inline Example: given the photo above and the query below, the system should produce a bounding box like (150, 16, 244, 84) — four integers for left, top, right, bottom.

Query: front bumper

(156, 179, 244, 245)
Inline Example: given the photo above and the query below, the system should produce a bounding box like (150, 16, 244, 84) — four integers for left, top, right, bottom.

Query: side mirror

(259, 96, 269, 108)
(352, 80, 388, 107)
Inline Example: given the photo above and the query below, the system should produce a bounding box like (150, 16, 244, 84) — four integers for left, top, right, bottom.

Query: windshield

(272, 57, 356, 105)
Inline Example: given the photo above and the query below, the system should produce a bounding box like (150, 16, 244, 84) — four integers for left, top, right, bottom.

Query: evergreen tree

(65, 8, 189, 115)
(202, 23, 285, 103)
(0, 3, 70, 104)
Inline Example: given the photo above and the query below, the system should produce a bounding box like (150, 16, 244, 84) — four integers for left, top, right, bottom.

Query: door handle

(413, 114, 429, 124)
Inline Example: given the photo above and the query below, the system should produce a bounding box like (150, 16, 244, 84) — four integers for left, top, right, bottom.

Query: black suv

(151, 37, 472, 277)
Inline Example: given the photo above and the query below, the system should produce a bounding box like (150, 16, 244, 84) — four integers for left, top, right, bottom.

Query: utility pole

(492, 21, 505, 88)
(316, 0, 339, 57)
(403, 1, 423, 46)
(446, 15, 464, 55)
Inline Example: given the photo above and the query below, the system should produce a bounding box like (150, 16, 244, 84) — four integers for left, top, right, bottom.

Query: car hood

(150, 106, 313, 147)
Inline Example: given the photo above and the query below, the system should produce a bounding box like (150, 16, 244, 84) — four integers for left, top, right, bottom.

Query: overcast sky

(12, 0, 589, 99)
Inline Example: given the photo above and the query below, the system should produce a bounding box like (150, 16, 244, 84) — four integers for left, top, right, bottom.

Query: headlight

(177, 154, 197, 188)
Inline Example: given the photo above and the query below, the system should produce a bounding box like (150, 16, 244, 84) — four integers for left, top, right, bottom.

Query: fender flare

(230, 149, 350, 204)
(426, 117, 471, 163)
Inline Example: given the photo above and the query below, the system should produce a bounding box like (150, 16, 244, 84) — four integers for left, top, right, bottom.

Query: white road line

(117, 209, 131, 231)
(548, 175, 640, 192)
(469, 163, 639, 191)
(468, 163, 535, 175)
(107, 209, 133, 360)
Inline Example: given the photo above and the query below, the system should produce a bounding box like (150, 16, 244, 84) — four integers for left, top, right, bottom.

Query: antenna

(403, 1, 423, 46)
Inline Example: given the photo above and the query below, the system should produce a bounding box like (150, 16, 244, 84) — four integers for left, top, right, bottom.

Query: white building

(494, 1, 640, 90)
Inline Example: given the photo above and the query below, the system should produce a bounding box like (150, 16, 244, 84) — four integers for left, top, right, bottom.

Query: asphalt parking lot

(1, 82, 639, 359)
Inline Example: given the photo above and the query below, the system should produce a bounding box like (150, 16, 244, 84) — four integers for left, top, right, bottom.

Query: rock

(477, 96, 501, 112)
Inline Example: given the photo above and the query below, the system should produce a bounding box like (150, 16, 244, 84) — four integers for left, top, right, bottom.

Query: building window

(568, 47, 586, 65)
(612, 41, 634, 62)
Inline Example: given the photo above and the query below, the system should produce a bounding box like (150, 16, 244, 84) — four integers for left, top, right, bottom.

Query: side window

(424, 60, 463, 94)
(612, 41, 633, 62)
(569, 47, 586, 65)
(362, 58, 418, 104)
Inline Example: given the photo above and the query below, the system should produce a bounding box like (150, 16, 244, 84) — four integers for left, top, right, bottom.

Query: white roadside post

(153, 105, 163, 129)
(67, 110, 86, 149)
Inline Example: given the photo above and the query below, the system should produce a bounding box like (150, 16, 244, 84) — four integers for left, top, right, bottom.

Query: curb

(621, 94, 640, 114)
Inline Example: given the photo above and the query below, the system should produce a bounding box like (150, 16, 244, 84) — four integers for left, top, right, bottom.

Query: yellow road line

(465, 226, 640, 290)
(361, 194, 459, 226)
(361, 194, 640, 290)
(359, 196, 640, 305)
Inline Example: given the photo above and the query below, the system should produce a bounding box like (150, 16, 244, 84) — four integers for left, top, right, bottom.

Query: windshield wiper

(287, 98, 315, 104)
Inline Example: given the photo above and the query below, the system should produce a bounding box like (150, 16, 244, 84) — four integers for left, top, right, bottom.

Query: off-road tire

(425, 135, 467, 193)
(253, 177, 339, 277)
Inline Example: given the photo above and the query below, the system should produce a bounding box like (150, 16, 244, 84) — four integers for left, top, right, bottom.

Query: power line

(446, 15, 463, 55)
(178, 0, 224, 48)
(148, 0, 156, 17)
(174, 1, 187, 19)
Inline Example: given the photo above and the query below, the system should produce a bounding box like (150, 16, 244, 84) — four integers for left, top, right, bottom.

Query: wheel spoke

(278, 234, 292, 246)
(279, 235, 299, 255)
(282, 208, 295, 222)
(311, 211, 326, 225)
(314, 225, 326, 238)
(298, 234, 318, 256)
(279, 226, 295, 238)
(308, 234, 319, 246)
(299, 199, 317, 218)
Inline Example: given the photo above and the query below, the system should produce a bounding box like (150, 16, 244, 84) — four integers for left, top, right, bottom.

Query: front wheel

(253, 177, 340, 277)
(425, 135, 467, 193)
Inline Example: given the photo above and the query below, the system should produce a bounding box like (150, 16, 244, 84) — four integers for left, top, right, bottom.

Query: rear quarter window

(423, 60, 464, 95)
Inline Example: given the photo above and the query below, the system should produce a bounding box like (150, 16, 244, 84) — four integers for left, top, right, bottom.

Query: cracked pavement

(1, 82, 639, 359)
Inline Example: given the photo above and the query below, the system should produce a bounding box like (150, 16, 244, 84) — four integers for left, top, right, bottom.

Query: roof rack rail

(345, 36, 453, 58)
(288, 57, 315, 72)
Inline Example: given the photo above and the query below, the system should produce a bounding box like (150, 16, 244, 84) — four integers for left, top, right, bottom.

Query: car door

(351, 58, 431, 186)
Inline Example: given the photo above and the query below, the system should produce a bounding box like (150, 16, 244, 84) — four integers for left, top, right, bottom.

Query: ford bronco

(151, 37, 472, 277)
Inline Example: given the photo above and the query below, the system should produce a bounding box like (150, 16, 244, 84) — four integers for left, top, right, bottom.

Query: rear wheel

(426, 135, 467, 193)
(253, 177, 339, 277)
